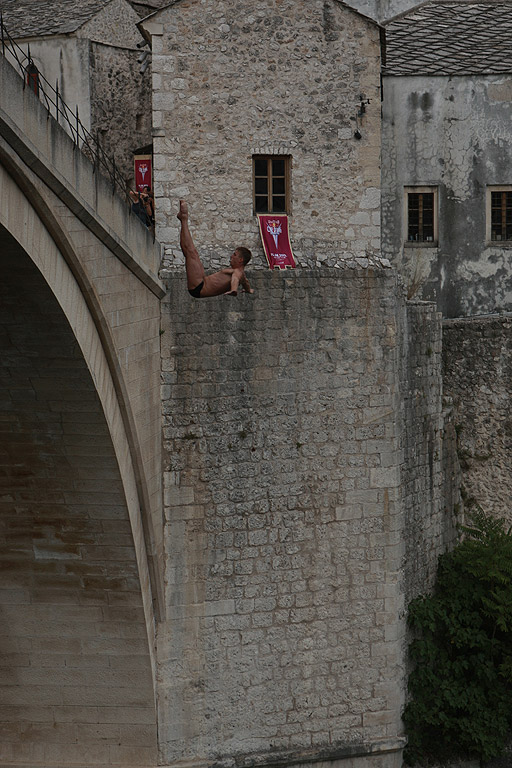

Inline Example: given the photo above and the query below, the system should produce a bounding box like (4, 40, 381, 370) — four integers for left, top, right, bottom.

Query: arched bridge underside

(0, 54, 164, 767)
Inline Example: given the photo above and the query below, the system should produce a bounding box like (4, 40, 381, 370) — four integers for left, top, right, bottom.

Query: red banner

(134, 155, 152, 192)
(257, 214, 296, 270)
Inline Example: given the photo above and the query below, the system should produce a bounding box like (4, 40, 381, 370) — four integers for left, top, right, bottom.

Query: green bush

(403, 509, 512, 765)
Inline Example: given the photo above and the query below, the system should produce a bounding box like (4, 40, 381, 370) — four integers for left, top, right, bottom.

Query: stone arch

(0, 163, 158, 765)
(0, 149, 162, 621)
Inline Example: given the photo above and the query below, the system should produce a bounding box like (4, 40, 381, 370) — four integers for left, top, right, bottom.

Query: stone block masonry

(146, 0, 382, 273)
(89, 41, 152, 184)
(159, 268, 420, 768)
(0, 50, 165, 764)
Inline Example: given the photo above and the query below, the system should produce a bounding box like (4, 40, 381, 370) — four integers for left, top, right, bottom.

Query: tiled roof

(385, 1, 512, 75)
(0, 0, 113, 38)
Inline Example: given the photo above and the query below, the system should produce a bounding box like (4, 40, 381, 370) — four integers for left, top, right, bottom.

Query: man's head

(232, 247, 252, 267)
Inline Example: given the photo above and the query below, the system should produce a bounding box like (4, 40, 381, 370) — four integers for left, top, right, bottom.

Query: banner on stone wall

(257, 214, 296, 270)
(134, 155, 152, 192)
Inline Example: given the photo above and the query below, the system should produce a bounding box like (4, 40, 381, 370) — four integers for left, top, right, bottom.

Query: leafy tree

(404, 509, 512, 765)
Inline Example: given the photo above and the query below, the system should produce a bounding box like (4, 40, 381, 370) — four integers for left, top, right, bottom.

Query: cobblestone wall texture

(90, 41, 153, 183)
(400, 302, 459, 603)
(149, 0, 382, 272)
(442, 315, 512, 523)
(78, 0, 142, 48)
(156, 268, 455, 768)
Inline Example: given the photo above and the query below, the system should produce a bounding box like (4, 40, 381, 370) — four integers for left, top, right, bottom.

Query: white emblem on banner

(267, 219, 282, 249)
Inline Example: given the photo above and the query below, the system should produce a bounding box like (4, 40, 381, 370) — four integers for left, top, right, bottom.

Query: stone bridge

(0, 53, 164, 766)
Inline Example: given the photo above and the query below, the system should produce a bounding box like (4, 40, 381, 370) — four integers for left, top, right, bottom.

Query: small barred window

(491, 190, 512, 241)
(405, 187, 438, 246)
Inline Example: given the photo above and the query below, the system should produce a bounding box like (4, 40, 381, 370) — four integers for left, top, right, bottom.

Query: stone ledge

(160, 265, 396, 283)
(159, 740, 408, 768)
(159, 258, 392, 280)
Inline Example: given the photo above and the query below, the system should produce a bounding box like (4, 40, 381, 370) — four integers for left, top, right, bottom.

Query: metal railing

(0, 14, 143, 214)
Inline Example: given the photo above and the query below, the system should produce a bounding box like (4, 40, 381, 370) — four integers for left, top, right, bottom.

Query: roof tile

(0, 0, 114, 38)
(385, 1, 512, 75)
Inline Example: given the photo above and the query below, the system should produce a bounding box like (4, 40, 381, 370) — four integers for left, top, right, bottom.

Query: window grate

(491, 191, 512, 241)
(407, 192, 434, 242)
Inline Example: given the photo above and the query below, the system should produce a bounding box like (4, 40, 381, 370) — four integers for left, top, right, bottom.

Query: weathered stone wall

(0, 48, 164, 766)
(156, 267, 459, 768)
(90, 41, 152, 183)
(146, 0, 382, 272)
(400, 302, 459, 603)
(4, 0, 149, 182)
(83, 0, 153, 184)
(78, 0, 142, 48)
(382, 74, 512, 318)
(442, 315, 512, 524)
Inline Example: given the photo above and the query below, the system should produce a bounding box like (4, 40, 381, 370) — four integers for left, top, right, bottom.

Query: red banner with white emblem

(134, 155, 152, 192)
(257, 214, 296, 270)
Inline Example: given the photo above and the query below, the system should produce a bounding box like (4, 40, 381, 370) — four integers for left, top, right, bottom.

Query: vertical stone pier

(158, 268, 411, 768)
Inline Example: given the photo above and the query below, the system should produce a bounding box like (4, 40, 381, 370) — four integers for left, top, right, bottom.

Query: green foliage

(404, 509, 512, 765)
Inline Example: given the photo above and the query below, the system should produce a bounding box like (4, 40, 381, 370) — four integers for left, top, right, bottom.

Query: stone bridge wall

(0, 240, 158, 767)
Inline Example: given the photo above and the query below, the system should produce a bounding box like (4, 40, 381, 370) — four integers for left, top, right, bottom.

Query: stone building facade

(140, 0, 383, 272)
(382, 0, 512, 317)
(400, 302, 459, 602)
(138, 7, 461, 764)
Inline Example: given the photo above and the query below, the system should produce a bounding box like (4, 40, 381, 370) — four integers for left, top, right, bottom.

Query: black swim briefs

(188, 281, 204, 298)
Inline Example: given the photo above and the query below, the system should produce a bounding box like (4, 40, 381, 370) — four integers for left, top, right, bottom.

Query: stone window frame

(486, 186, 512, 244)
(404, 185, 438, 247)
(252, 154, 291, 215)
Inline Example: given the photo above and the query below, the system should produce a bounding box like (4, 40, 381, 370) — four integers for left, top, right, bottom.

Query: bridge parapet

(0, 51, 163, 296)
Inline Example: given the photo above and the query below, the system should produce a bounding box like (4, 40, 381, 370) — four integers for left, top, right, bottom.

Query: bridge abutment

(158, 269, 456, 768)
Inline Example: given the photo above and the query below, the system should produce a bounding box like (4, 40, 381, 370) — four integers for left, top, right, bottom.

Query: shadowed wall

(0, 232, 157, 766)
